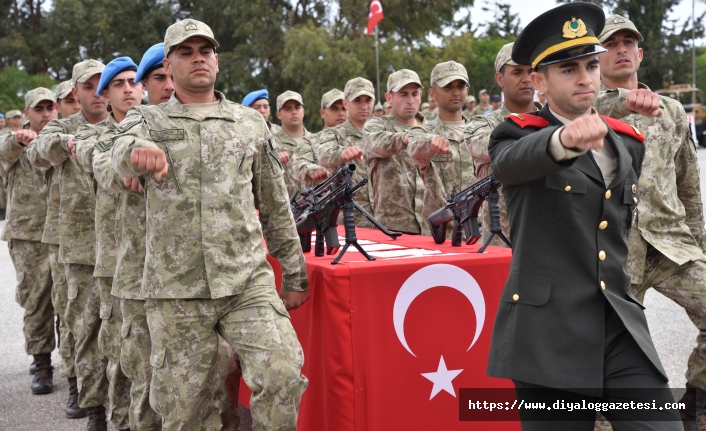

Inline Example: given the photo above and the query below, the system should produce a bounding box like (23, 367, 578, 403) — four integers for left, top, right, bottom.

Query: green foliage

(0, 66, 56, 113)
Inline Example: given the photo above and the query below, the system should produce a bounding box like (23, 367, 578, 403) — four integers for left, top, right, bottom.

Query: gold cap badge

(563, 18, 588, 39)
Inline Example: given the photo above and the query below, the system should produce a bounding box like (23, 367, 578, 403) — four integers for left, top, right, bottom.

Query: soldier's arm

(94, 136, 128, 193)
(314, 129, 345, 169)
(464, 116, 494, 168)
(407, 124, 439, 169)
(112, 109, 159, 178)
(674, 113, 706, 247)
(252, 123, 308, 293)
(0, 133, 26, 173)
(35, 119, 73, 166)
(74, 124, 100, 173)
(363, 118, 407, 159)
(594, 88, 663, 120)
(292, 136, 323, 182)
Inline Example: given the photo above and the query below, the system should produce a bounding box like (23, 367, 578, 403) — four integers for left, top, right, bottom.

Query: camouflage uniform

(34, 111, 108, 409)
(111, 91, 308, 430)
(408, 116, 476, 236)
(595, 84, 706, 392)
(316, 119, 375, 228)
(271, 125, 310, 197)
(363, 112, 426, 234)
(0, 131, 54, 355)
(292, 130, 330, 189)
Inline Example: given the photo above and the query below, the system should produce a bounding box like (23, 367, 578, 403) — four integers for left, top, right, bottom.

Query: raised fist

(559, 114, 607, 152)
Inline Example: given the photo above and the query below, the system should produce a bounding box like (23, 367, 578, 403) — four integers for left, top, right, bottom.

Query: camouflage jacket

(111, 92, 308, 299)
(316, 119, 374, 228)
(271, 126, 310, 198)
(75, 116, 121, 277)
(0, 132, 48, 242)
(292, 128, 331, 189)
(595, 84, 706, 283)
(464, 104, 511, 179)
(362, 113, 426, 234)
(34, 111, 97, 265)
(408, 115, 476, 236)
(267, 121, 281, 135)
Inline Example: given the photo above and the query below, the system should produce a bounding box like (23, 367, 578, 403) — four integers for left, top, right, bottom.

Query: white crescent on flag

(366, 0, 384, 35)
(369, 0, 382, 17)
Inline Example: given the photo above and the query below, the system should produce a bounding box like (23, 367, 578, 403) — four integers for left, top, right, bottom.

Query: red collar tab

(601, 115, 645, 143)
(504, 113, 550, 129)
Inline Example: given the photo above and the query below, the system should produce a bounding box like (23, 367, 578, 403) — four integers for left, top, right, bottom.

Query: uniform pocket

(67, 281, 78, 301)
(99, 302, 113, 320)
(14, 272, 29, 307)
(269, 300, 304, 369)
(149, 347, 169, 419)
(120, 319, 131, 339)
(540, 169, 587, 227)
(501, 272, 552, 306)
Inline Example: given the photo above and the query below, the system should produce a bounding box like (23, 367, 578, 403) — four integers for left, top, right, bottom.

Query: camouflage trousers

(145, 284, 307, 431)
(8, 239, 55, 355)
(480, 186, 511, 248)
(97, 277, 130, 430)
(64, 263, 108, 408)
(48, 243, 75, 378)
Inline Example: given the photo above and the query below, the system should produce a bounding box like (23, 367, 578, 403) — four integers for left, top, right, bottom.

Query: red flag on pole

(366, 0, 384, 35)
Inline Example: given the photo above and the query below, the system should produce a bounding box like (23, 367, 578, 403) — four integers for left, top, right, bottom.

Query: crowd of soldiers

(3, 4, 706, 431)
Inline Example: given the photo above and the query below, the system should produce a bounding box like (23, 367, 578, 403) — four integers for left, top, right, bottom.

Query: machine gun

(427, 174, 511, 253)
(290, 163, 401, 264)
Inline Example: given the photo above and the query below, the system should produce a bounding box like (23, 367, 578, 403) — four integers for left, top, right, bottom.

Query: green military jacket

(271, 125, 310, 198)
(34, 111, 96, 265)
(363, 113, 426, 234)
(595, 83, 706, 284)
(408, 115, 475, 236)
(111, 91, 308, 299)
(292, 128, 333, 189)
(316, 119, 375, 228)
(0, 132, 48, 242)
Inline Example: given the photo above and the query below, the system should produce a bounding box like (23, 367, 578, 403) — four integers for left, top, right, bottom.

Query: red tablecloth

(239, 227, 518, 430)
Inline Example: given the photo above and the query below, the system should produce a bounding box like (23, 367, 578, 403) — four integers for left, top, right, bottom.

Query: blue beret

(97, 56, 138, 95)
(0, 113, 5, 119)
(242, 89, 268, 107)
(135, 43, 165, 84)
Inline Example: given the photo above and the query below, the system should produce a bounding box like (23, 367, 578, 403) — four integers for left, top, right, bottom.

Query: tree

(483, 1, 522, 39)
(0, 66, 56, 113)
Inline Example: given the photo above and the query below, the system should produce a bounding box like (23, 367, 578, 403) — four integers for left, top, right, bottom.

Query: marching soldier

(243, 89, 281, 134)
(486, 3, 682, 429)
(315, 77, 377, 228)
(363, 69, 426, 234)
(382, 101, 391, 116)
(373, 103, 384, 117)
(594, 14, 706, 431)
(408, 61, 476, 236)
(470, 89, 490, 116)
(292, 88, 348, 187)
(111, 20, 309, 430)
(56, 80, 81, 118)
(272, 90, 311, 197)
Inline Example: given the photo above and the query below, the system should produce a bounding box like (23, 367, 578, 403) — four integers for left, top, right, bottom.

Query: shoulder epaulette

(601, 116, 645, 143)
(504, 113, 549, 129)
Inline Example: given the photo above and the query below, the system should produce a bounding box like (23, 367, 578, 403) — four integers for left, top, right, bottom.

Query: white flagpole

(693, 0, 696, 103)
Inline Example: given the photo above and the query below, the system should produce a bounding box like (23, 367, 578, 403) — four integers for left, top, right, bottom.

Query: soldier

(464, 95, 476, 115)
(33, 59, 110, 429)
(593, 15, 706, 431)
(292, 88, 347, 188)
(465, 42, 541, 247)
(470, 89, 490, 116)
(273, 90, 311, 197)
(373, 103, 384, 117)
(420, 102, 430, 117)
(0, 87, 57, 397)
(5, 110, 23, 133)
(0, 113, 5, 129)
(408, 61, 476, 237)
(383, 101, 391, 116)
(243, 88, 281, 134)
(363, 69, 426, 234)
(427, 97, 439, 121)
(315, 77, 377, 228)
(486, 4, 682, 429)
(73, 56, 140, 431)
(111, 19, 309, 430)
(56, 80, 81, 118)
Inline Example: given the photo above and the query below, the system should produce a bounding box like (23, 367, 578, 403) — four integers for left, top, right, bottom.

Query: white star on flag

(421, 355, 463, 400)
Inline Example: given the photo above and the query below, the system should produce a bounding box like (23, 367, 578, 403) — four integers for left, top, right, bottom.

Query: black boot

(30, 354, 53, 395)
(85, 405, 107, 431)
(29, 358, 37, 375)
(680, 383, 706, 431)
(66, 377, 87, 419)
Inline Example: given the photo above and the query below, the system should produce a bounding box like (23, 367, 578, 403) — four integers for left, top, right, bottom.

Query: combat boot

(680, 383, 706, 431)
(66, 377, 87, 419)
(30, 354, 53, 395)
(29, 358, 37, 375)
(85, 405, 107, 431)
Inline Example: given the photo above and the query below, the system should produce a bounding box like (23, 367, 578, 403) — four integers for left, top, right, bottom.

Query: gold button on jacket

(599, 221, 608, 230)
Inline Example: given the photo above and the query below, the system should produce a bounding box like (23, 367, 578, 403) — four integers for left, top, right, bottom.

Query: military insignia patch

(448, 63, 458, 71)
(116, 119, 142, 134)
(95, 139, 113, 153)
(184, 21, 197, 31)
(562, 17, 588, 39)
(87, 60, 97, 68)
(613, 17, 625, 24)
(149, 129, 185, 142)
(401, 72, 411, 79)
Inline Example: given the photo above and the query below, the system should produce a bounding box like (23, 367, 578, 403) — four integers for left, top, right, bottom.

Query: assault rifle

(290, 163, 401, 264)
(427, 174, 511, 252)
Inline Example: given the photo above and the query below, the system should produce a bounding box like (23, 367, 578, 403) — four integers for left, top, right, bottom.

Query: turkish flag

(366, 0, 384, 35)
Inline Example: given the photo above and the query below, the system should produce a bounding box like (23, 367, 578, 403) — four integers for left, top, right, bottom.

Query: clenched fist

(559, 114, 607, 152)
(279, 151, 290, 165)
(15, 130, 37, 146)
(626, 88, 662, 117)
(66, 137, 77, 161)
(130, 147, 169, 179)
(431, 136, 450, 154)
(123, 177, 144, 193)
(309, 167, 329, 182)
(341, 146, 364, 162)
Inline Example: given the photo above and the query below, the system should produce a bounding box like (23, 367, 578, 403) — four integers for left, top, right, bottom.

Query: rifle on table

(427, 174, 511, 252)
(290, 163, 401, 263)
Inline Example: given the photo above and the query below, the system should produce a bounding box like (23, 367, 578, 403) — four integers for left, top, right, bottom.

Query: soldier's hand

(431, 136, 451, 154)
(14, 129, 37, 146)
(280, 290, 310, 311)
(123, 177, 144, 193)
(341, 146, 363, 162)
(309, 167, 329, 182)
(560, 114, 607, 151)
(66, 137, 78, 162)
(279, 151, 290, 165)
(626, 89, 662, 117)
(130, 147, 169, 179)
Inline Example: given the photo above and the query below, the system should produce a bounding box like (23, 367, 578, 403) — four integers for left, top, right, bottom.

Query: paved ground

(1, 150, 705, 429)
